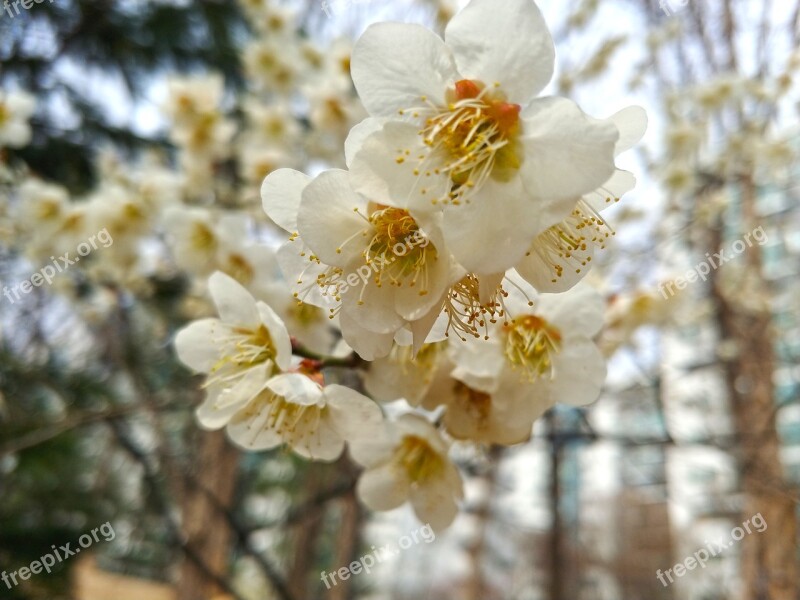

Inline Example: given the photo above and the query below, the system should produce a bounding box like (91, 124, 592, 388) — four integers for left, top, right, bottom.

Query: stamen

(443, 274, 509, 341)
(395, 80, 522, 207)
(396, 435, 443, 483)
(503, 315, 562, 382)
(527, 199, 615, 283)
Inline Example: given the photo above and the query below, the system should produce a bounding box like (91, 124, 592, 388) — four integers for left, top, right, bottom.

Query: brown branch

(107, 418, 248, 600)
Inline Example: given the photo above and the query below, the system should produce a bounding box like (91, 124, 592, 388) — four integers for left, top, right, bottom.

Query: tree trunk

(289, 466, 326, 600)
(709, 178, 798, 600)
(464, 446, 502, 600)
(546, 413, 565, 600)
(178, 431, 240, 600)
(328, 490, 362, 600)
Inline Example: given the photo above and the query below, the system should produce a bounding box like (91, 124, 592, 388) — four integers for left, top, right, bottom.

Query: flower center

(403, 79, 522, 206)
(36, 199, 62, 221)
(188, 112, 221, 147)
(452, 381, 492, 426)
(503, 315, 562, 381)
(297, 207, 437, 309)
(291, 301, 324, 326)
(0, 102, 8, 126)
(396, 435, 443, 483)
(190, 222, 218, 252)
(223, 253, 255, 286)
(366, 206, 421, 261)
(209, 323, 277, 379)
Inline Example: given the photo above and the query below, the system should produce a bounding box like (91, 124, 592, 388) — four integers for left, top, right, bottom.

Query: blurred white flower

(350, 414, 463, 531)
(164, 75, 235, 160)
(421, 355, 543, 445)
(363, 341, 446, 404)
(0, 90, 35, 149)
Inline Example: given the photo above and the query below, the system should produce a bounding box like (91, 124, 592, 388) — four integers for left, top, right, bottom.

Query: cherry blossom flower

(516, 106, 648, 292)
(227, 372, 383, 461)
(174, 271, 292, 429)
(350, 414, 464, 531)
(450, 275, 607, 414)
(348, 0, 622, 275)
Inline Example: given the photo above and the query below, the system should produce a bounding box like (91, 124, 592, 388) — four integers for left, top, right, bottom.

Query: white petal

(583, 169, 637, 213)
(227, 411, 283, 451)
(196, 388, 247, 431)
(393, 252, 451, 321)
(209, 271, 259, 325)
(357, 463, 410, 511)
(196, 366, 268, 430)
(350, 122, 449, 214)
(536, 283, 605, 338)
(276, 241, 340, 310)
(521, 97, 619, 201)
(7, 92, 35, 114)
(395, 414, 450, 455)
(324, 384, 384, 442)
(364, 353, 434, 405)
(264, 373, 323, 405)
(349, 422, 397, 467)
(445, 0, 554, 101)
(546, 337, 606, 406)
(261, 168, 311, 233)
(292, 419, 345, 462)
(339, 310, 396, 361)
(449, 335, 505, 385)
(174, 318, 222, 373)
(341, 279, 405, 334)
(2, 123, 32, 147)
(297, 170, 368, 266)
(345, 118, 387, 168)
(441, 177, 544, 274)
(409, 471, 461, 532)
(490, 377, 551, 442)
(408, 298, 447, 356)
(609, 105, 648, 155)
(352, 22, 458, 117)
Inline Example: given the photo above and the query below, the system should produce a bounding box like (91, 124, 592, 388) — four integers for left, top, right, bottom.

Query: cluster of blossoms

(3, 0, 367, 349)
(632, 20, 800, 196)
(174, 0, 647, 530)
(0, 0, 646, 532)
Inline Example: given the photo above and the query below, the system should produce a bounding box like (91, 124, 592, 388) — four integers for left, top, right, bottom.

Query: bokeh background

(0, 0, 798, 599)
